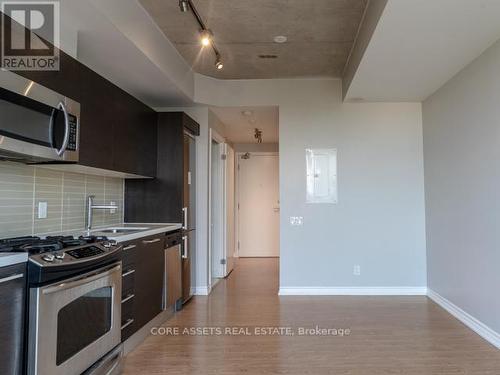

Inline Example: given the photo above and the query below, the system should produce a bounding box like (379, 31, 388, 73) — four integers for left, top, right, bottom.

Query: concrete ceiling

(345, 0, 500, 102)
(210, 106, 279, 143)
(56, 0, 195, 107)
(139, 0, 368, 79)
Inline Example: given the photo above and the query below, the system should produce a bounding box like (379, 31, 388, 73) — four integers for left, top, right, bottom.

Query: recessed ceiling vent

(258, 54, 278, 59)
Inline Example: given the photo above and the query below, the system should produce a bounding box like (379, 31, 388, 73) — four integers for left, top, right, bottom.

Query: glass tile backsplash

(0, 162, 124, 239)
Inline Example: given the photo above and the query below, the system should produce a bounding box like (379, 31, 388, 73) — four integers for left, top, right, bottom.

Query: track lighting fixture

(179, 0, 189, 12)
(178, 0, 224, 70)
(254, 128, 263, 144)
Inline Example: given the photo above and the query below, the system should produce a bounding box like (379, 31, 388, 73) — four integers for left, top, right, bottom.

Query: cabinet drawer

(121, 293, 136, 342)
(121, 317, 135, 342)
(122, 266, 135, 297)
(121, 294, 135, 321)
(121, 242, 137, 268)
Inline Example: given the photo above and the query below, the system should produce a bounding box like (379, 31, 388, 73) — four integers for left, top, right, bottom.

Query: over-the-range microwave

(0, 69, 80, 163)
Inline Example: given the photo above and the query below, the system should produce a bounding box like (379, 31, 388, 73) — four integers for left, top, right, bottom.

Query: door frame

(208, 128, 226, 291)
(235, 152, 279, 258)
(224, 144, 236, 276)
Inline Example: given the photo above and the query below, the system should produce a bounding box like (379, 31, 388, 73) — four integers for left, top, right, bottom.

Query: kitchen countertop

(0, 252, 28, 268)
(88, 223, 183, 243)
(0, 224, 181, 266)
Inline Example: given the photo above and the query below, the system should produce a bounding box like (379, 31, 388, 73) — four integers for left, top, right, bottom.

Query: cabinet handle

(0, 273, 23, 284)
(122, 269, 135, 277)
(182, 236, 188, 259)
(121, 294, 135, 303)
(123, 244, 137, 251)
(143, 238, 161, 245)
(182, 207, 188, 229)
(121, 318, 134, 330)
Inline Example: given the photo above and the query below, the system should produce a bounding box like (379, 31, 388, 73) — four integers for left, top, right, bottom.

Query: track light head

(200, 30, 212, 46)
(215, 59, 224, 70)
(179, 0, 189, 12)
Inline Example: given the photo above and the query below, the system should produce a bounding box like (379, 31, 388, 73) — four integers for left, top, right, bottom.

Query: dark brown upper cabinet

(13, 49, 158, 177)
(125, 112, 199, 223)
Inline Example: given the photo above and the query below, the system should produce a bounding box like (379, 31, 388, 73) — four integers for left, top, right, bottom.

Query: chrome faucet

(86, 195, 118, 233)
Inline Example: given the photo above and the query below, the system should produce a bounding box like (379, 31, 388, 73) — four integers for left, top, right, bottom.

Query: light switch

(110, 202, 116, 214)
(290, 216, 303, 226)
(38, 202, 48, 219)
(353, 265, 361, 276)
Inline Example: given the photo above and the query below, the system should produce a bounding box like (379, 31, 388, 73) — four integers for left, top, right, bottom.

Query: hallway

(123, 258, 500, 374)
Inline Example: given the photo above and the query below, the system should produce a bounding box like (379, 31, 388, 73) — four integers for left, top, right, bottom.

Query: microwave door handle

(55, 101, 70, 156)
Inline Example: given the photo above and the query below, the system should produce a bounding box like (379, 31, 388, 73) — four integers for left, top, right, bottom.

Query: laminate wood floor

(123, 258, 500, 374)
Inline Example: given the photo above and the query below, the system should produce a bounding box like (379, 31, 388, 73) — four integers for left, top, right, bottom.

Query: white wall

(423, 39, 500, 333)
(194, 77, 427, 291)
(233, 143, 279, 153)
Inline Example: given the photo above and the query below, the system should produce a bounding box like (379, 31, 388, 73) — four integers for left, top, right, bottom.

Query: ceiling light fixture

(254, 128, 263, 144)
(242, 110, 253, 117)
(179, 0, 189, 12)
(200, 29, 212, 47)
(179, 0, 224, 70)
(215, 59, 224, 70)
(273, 35, 287, 43)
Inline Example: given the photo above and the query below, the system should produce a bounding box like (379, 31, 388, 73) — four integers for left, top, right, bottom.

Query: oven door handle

(42, 264, 121, 295)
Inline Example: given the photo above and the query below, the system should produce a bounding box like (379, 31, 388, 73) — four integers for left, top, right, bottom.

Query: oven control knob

(55, 252, 65, 260)
(103, 242, 111, 248)
(42, 254, 55, 262)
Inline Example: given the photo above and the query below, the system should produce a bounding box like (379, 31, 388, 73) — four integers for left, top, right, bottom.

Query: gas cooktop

(0, 234, 121, 276)
(0, 235, 110, 254)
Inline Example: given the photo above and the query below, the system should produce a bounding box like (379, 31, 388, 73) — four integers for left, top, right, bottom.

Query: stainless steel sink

(99, 229, 136, 234)
(94, 227, 149, 234)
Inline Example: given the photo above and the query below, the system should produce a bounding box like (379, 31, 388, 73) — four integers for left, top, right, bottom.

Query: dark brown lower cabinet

(134, 236, 165, 329)
(0, 263, 26, 375)
(120, 235, 165, 342)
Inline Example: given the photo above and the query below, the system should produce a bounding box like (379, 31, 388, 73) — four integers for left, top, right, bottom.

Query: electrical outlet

(110, 201, 116, 214)
(289, 216, 303, 226)
(353, 264, 361, 276)
(38, 202, 48, 219)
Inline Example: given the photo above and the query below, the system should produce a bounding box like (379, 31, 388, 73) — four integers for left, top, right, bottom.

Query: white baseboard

(278, 286, 427, 296)
(427, 289, 500, 349)
(193, 286, 210, 295)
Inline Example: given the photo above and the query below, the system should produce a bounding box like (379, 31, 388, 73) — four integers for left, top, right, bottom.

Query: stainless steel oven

(28, 262, 122, 375)
(0, 69, 80, 163)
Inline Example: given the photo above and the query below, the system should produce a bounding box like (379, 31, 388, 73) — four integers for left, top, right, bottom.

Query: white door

(238, 153, 280, 257)
(225, 145, 236, 275)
